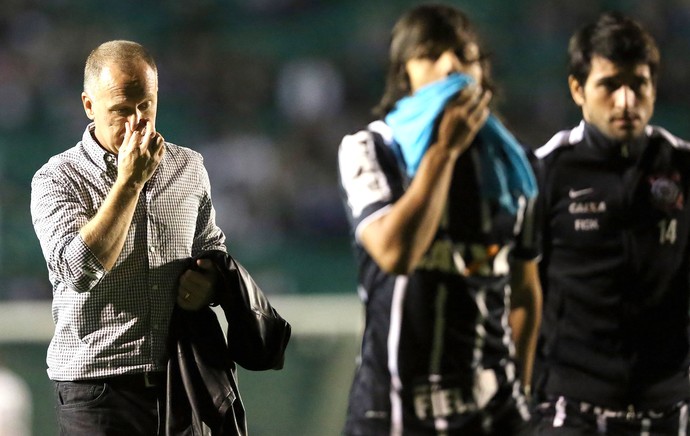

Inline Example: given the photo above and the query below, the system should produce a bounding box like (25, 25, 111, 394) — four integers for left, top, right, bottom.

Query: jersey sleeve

(512, 147, 542, 261)
(338, 129, 399, 243)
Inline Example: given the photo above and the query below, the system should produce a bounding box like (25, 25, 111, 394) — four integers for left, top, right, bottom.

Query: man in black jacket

(534, 12, 690, 435)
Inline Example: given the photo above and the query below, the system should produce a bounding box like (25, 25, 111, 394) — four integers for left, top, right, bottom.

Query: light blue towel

(384, 73, 537, 215)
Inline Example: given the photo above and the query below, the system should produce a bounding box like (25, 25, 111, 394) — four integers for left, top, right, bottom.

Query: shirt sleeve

(30, 164, 106, 293)
(191, 155, 227, 256)
(337, 129, 398, 243)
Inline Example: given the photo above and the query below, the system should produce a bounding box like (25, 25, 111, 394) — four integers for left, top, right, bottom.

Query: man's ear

(568, 75, 585, 107)
(81, 92, 95, 120)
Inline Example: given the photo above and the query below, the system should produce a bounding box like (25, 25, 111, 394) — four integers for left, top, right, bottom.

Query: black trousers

(54, 375, 166, 436)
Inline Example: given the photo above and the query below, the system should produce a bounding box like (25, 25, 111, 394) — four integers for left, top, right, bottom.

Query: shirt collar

(82, 123, 118, 172)
(582, 120, 647, 162)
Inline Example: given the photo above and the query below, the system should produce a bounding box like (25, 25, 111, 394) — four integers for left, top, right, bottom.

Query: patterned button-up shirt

(30, 124, 227, 381)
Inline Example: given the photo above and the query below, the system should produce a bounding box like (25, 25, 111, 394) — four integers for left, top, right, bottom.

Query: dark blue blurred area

(1, 0, 689, 300)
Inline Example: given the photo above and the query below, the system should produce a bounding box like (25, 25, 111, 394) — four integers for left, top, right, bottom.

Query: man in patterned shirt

(30, 40, 228, 434)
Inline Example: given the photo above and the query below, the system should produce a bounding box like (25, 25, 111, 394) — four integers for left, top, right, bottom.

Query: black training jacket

(535, 120, 690, 409)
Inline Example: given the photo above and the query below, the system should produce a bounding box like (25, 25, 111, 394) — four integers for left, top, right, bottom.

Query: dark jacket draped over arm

(166, 250, 291, 435)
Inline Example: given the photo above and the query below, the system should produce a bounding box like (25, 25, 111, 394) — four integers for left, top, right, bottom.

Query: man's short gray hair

(83, 40, 158, 94)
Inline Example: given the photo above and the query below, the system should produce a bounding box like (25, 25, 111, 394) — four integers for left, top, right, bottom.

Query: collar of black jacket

(582, 121, 647, 163)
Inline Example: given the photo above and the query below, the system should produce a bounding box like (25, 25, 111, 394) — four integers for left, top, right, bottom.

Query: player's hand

(177, 259, 218, 311)
(435, 85, 491, 157)
(118, 119, 165, 188)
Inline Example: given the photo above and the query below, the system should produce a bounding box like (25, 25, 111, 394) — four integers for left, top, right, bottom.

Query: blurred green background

(0, 0, 689, 434)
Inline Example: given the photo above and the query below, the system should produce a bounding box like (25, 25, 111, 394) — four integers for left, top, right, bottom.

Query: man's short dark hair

(568, 11, 660, 86)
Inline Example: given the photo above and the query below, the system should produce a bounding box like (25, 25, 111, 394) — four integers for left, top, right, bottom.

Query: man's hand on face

(435, 85, 492, 157)
(117, 120, 165, 188)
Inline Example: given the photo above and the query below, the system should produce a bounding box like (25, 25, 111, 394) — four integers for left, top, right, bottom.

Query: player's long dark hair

(373, 4, 494, 119)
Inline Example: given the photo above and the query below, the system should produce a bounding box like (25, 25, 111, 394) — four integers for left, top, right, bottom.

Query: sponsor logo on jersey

(574, 219, 599, 231)
(414, 385, 478, 419)
(568, 187, 594, 199)
(568, 201, 607, 214)
(569, 200, 604, 231)
(416, 240, 510, 276)
(412, 369, 498, 420)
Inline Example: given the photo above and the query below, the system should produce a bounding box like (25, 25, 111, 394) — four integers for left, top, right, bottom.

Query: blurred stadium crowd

(1, 0, 689, 299)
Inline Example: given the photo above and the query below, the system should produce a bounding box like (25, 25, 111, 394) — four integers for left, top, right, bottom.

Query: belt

(102, 372, 166, 389)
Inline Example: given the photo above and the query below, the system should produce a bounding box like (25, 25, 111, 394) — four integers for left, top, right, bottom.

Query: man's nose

(613, 85, 635, 109)
(128, 113, 146, 131)
(127, 114, 139, 130)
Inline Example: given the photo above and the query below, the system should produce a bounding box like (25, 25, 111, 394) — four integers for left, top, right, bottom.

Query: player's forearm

(361, 145, 458, 274)
(509, 261, 542, 390)
(510, 306, 539, 390)
(79, 180, 142, 270)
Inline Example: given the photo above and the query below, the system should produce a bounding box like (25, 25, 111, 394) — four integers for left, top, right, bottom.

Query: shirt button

(149, 246, 156, 253)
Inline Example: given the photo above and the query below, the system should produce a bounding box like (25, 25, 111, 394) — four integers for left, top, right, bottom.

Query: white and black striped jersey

(536, 120, 690, 410)
(338, 120, 538, 435)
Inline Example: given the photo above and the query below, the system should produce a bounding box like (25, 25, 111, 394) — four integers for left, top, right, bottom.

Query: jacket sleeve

(197, 250, 292, 371)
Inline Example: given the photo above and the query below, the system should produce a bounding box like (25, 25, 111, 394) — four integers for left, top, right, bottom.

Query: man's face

(81, 60, 158, 154)
(570, 55, 655, 142)
(406, 42, 483, 93)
